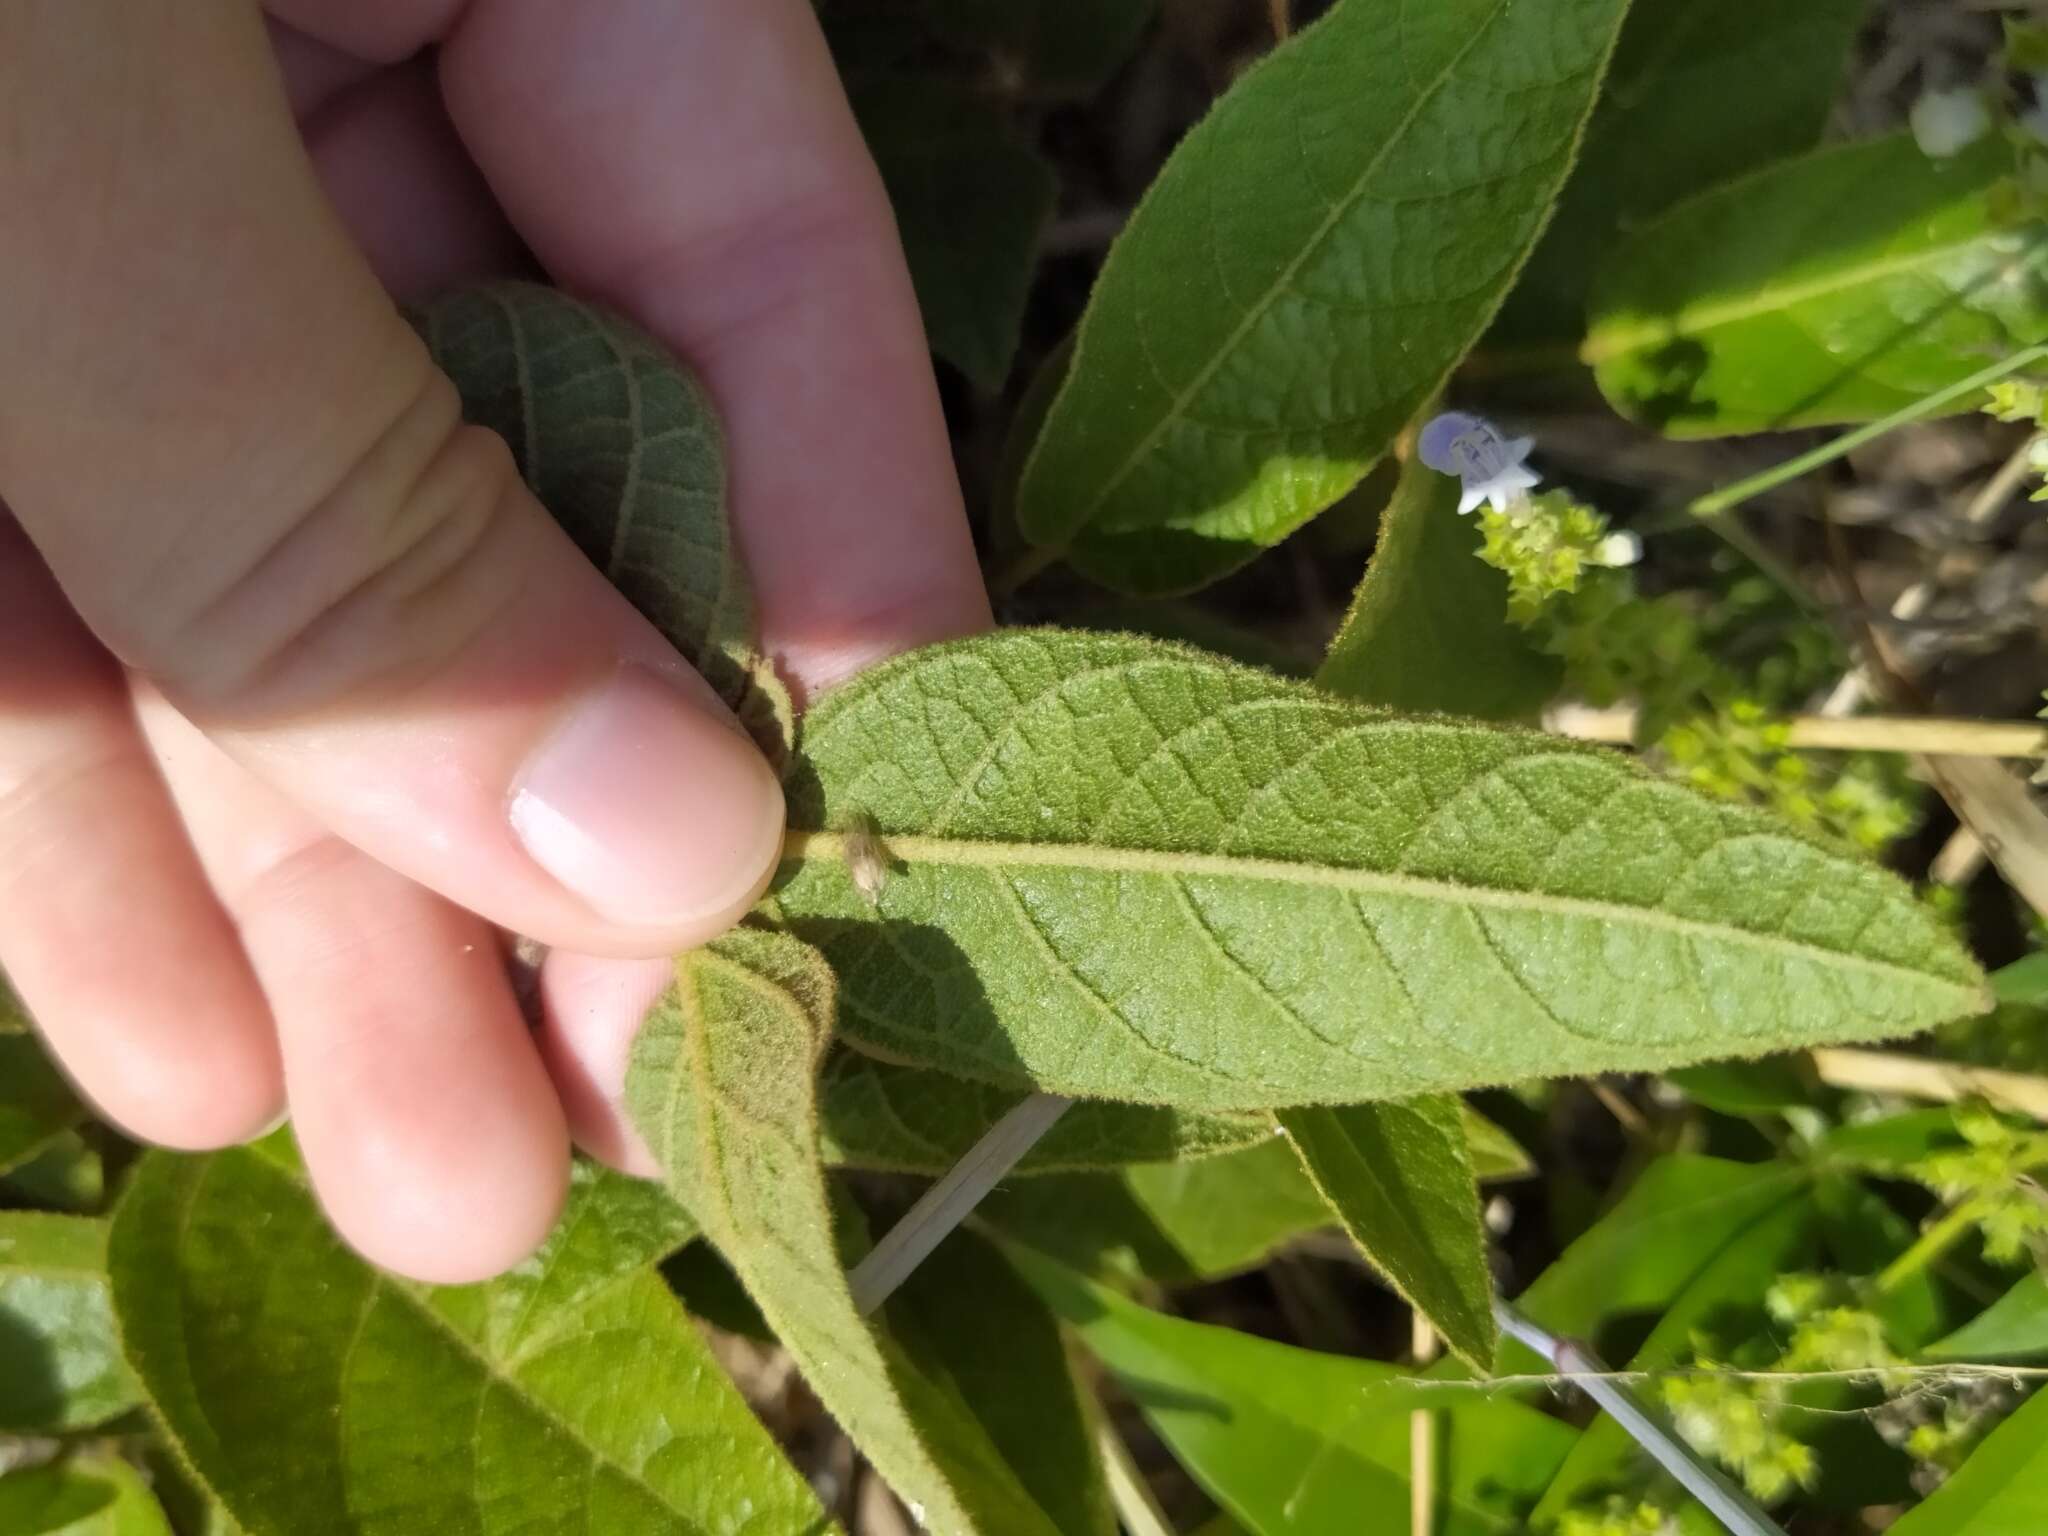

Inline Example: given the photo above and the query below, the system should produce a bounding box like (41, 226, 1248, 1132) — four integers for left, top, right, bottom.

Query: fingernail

(509, 667, 784, 930)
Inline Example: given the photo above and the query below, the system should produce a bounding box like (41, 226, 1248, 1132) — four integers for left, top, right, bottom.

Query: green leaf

(982, 1135, 1333, 1284)
(1529, 1185, 1818, 1522)
(626, 928, 1065, 1536)
(1316, 450, 1559, 720)
(1991, 951, 2048, 1005)
(1585, 134, 2048, 436)
(1926, 1271, 2048, 1360)
(1, 1131, 106, 1215)
(1666, 1054, 1815, 1115)
(1009, 1243, 1579, 1535)
(0, 1213, 138, 1433)
(1462, 1103, 1536, 1181)
(109, 1144, 824, 1536)
(1818, 1107, 1971, 1169)
(819, 1048, 1270, 1175)
(889, 1231, 1116, 1536)
(411, 283, 792, 760)
(1013, 0, 1634, 594)
(0, 1032, 83, 1179)
(854, 77, 1055, 392)
(928, 0, 1155, 98)
(1884, 1381, 2048, 1535)
(0, 1459, 175, 1536)
(1506, 1155, 1810, 1361)
(1280, 1098, 1496, 1366)
(777, 630, 1985, 1109)
(1490, 0, 1863, 354)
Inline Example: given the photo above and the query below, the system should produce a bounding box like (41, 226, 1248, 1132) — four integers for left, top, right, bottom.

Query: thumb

(0, 7, 783, 956)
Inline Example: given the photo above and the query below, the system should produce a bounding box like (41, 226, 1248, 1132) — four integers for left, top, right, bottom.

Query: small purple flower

(1417, 412, 1540, 515)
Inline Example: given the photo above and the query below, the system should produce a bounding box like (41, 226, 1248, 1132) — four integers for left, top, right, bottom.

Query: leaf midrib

(782, 831, 1981, 1000)
(1033, 0, 1511, 531)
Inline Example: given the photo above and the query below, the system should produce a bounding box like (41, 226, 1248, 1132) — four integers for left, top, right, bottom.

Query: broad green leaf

(1, 972, 24, 1029)
(109, 1144, 824, 1536)
(0, 1459, 175, 1536)
(412, 283, 793, 759)
(626, 929, 1064, 1536)
(819, 1049, 1270, 1175)
(1991, 951, 2048, 1005)
(776, 630, 1985, 1109)
(1462, 1104, 1536, 1182)
(890, 1231, 1116, 1536)
(1585, 134, 2048, 436)
(1818, 1107, 1973, 1169)
(1280, 1098, 1496, 1366)
(982, 1135, 1333, 1284)
(0, 1213, 137, 1433)
(0, 1032, 82, 1178)
(1884, 1382, 2048, 1535)
(1009, 1243, 1579, 1535)
(1530, 1188, 1819, 1522)
(1316, 451, 1558, 720)
(1506, 1155, 1810, 1363)
(1013, 0, 1634, 594)
(1489, 0, 1864, 354)
(928, 0, 1155, 97)
(854, 77, 1055, 392)
(1665, 1054, 1815, 1115)
(1926, 1271, 2048, 1360)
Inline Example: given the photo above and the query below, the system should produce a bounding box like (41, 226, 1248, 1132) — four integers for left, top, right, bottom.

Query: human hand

(0, 2, 989, 1282)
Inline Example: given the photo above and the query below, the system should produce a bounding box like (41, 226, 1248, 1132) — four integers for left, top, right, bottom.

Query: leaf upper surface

(1585, 134, 2048, 435)
(1014, 0, 1634, 593)
(108, 1144, 823, 1536)
(777, 631, 1983, 1109)
(0, 1213, 137, 1434)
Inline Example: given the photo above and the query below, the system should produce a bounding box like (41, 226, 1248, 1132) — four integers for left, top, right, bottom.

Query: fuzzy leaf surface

(1280, 1098, 1496, 1365)
(1491, 0, 1862, 352)
(412, 283, 792, 757)
(1010, 1243, 1578, 1535)
(108, 1143, 824, 1536)
(854, 77, 1055, 392)
(626, 929, 1064, 1536)
(819, 1049, 1269, 1175)
(0, 1213, 137, 1433)
(1585, 135, 2048, 436)
(1317, 453, 1558, 719)
(777, 630, 1983, 1108)
(1014, 0, 1633, 593)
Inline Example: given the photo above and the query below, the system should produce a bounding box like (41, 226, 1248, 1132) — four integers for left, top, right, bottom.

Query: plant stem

(1874, 1195, 1992, 1298)
(1094, 1411, 1177, 1536)
(1548, 706, 2048, 760)
(1690, 344, 2048, 520)
(1810, 1047, 2048, 1123)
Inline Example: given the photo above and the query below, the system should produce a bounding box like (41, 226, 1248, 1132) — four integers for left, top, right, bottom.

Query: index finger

(273, 0, 992, 697)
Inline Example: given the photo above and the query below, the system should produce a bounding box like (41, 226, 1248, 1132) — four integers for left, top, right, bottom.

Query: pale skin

(0, 3, 990, 1282)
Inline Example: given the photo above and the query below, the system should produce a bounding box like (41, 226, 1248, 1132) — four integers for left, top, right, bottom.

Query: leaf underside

(775, 630, 1983, 1110)
(627, 929, 1065, 1536)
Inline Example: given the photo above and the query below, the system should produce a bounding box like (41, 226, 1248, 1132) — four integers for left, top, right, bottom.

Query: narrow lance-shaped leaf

(109, 1143, 825, 1536)
(626, 928, 1066, 1536)
(1279, 1099, 1497, 1366)
(1008, 1242, 1580, 1536)
(1317, 449, 1559, 720)
(1585, 134, 2048, 436)
(1014, 0, 1634, 594)
(775, 630, 1985, 1110)
(0, 1458, 176, 1536)
(0, 1212, 139, 1433)
(819, 1048, 1271, 1176)
(853, 76, 1056, 393)
(411, 283, 793, 758)
(0, 1030, 84, 1179)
